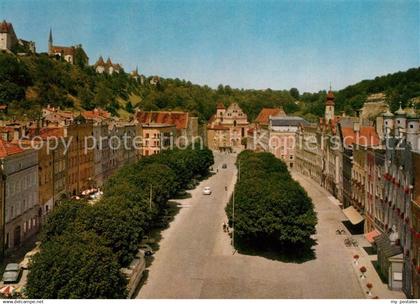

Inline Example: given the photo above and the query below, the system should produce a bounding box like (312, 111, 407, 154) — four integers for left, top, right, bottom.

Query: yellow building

(140, 123, 176, 156)
(66, 116, 94, 196)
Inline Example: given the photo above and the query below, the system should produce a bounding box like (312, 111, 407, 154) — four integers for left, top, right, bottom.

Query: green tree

(26, 232, 127, 299)
(289, 88, 299, 100)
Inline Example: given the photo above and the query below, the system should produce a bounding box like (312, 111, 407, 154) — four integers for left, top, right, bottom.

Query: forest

(0, 52, 419, 123)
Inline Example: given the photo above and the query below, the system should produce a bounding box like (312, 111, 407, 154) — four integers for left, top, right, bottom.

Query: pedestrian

(225, 185, 227, 191)
(223, 222, 227, 232)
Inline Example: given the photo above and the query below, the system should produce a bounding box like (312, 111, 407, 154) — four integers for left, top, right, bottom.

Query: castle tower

(325, 87, 335, 122)
(394, 102, 407, 137)
(48, 28, 53, 55)
(406, 108, 420, 151)
(382, 109, 394, 138)
(216, 103, 226, 121)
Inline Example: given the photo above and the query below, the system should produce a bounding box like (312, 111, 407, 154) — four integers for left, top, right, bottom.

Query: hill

(0, 52, 418, 123)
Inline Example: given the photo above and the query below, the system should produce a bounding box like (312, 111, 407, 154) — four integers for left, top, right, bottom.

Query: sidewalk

(345, 233, 405, 299)
(293, 171, 405, 299)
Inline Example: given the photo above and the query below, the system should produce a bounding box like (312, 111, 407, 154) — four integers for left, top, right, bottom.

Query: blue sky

(1, 0, 419, 92)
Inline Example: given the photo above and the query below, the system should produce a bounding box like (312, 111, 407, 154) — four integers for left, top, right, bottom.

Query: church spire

(48, 28, 53, 54)
(325, 85, 335, 122)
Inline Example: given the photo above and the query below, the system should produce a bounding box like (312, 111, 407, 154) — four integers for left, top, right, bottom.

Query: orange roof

(255, 108, 286, 125)
(341, 126, 380, 147)
(82, 108, 111, 121)
(0, 138, 24, 158)
(27, 127, 65, 140)
(136, 111, 189, 130)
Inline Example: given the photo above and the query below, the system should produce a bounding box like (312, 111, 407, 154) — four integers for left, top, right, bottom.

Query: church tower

(48, 28, 53, 55)
(325, 87, 335, 122)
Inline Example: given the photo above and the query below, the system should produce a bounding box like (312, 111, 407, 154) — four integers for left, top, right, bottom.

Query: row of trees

(26, 146, 214, 298)
(226, 151, 317, 249)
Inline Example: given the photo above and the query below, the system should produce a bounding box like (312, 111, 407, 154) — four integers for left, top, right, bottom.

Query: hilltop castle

(48, 28, 88, 65)
(0, 20, 35, 54)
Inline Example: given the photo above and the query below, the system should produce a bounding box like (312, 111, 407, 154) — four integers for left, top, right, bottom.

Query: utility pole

(232, 160, 240, 254)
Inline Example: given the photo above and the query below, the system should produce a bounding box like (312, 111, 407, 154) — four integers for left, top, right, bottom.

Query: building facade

(0, 140, 39, 253)
(66, 117, 94, 195)
(207, 103, 249, 151)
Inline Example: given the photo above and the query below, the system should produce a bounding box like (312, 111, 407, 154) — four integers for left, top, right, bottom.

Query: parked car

(139, 244, 154, 256)
(2, 263, 22, 284)
(203, 186, 212, 195)
(222, 163, 227, 169)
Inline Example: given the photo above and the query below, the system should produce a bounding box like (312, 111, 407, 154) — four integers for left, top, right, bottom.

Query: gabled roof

(51, 46, 75, 56)
(135, 111, 189, 130)
(0, 138, 24, 158)
(95, 56, 105, 67)
(255, 108, 286, 125)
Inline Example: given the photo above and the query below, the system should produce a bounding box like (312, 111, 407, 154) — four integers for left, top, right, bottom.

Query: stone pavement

(293, 172, 405, 299)
(347, 233, 405, 299)
(138, 155, 365, 298)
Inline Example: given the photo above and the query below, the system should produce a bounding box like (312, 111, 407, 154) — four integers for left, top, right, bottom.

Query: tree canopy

(226, 151, 317, 248)
(27, 145, 214, 298)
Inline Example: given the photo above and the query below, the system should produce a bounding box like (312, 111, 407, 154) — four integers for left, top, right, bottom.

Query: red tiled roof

(255, 108, 286, 125)
(51, 46, 75, 57)
(27, 127, 65, 140)
(0, 20, 13, 34)
(0, 138, 24, 158)
(341, 126, 380, 147)
(82, 108, 111, 121)
(136, 111, 189, 130)
(247, 128, 255, 135)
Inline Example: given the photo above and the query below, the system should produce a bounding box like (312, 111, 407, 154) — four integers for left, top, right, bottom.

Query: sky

(1, 0, 419, 92)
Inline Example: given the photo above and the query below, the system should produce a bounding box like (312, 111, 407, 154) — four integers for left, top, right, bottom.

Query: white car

(203, 186, 212, 195)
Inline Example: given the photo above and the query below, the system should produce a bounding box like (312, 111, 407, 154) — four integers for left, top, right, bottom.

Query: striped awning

(343, 206, 364, 225)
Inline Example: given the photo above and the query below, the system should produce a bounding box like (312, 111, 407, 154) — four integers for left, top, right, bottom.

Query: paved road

(137, 153, 364, 298)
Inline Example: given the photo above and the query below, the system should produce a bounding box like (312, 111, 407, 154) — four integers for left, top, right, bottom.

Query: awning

(343, 206, 364, 225)
(365, 229, 380, 243)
